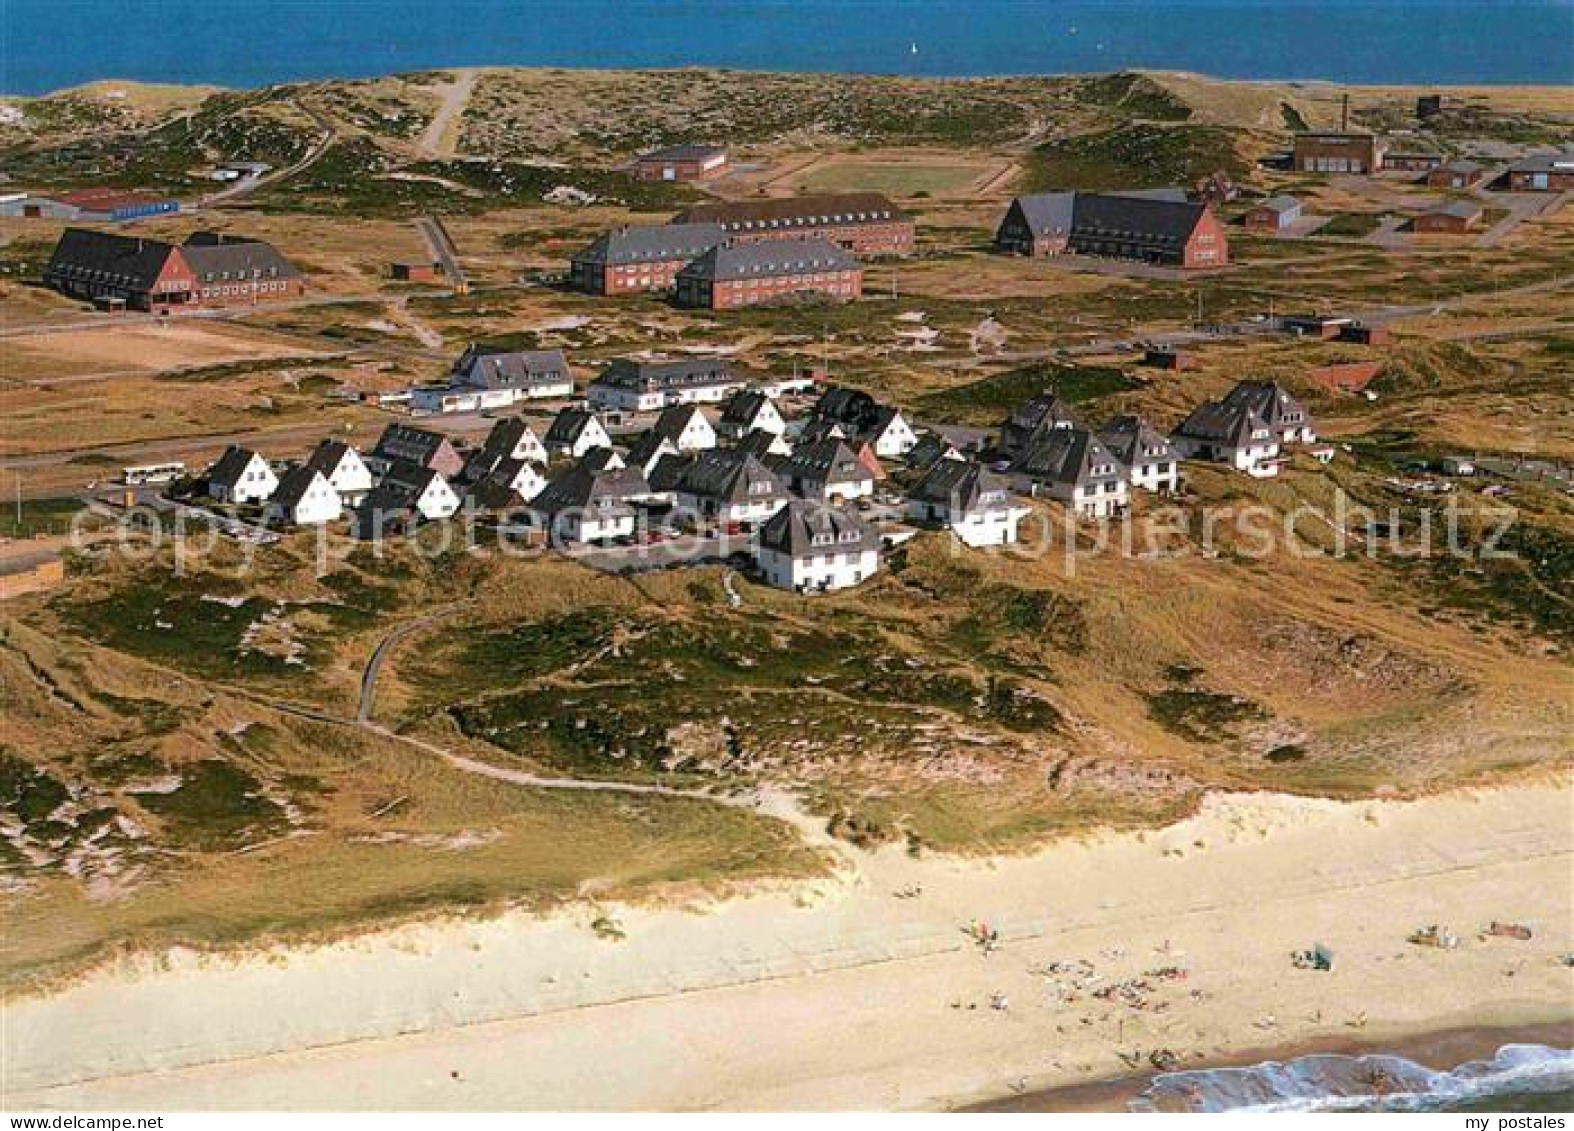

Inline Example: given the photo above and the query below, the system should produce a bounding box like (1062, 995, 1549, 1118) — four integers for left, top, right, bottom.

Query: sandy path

(3, 779, 1569, 1111)
(417, 69, 480, 160)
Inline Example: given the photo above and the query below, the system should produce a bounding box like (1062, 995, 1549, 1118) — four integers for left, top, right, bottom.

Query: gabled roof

(544, 407, 602, 445)
(906, 431, 963, 471)
(626, 430, 679, 471)
(1070, 193, 1209, 248)
(464, 474, 526, 514)
(1173, 401, 1271, 448)
(1098, 415, 1177, 466)
(1009, 191, 1077, 235)
(1220, 380, 1312, 430)
(909, 460, 1013, 511)
(651, 403, 710, 443)
(451, 346, 571, 389)
(1426, 200, 1484, 220)
(781, 438, 873, 485)
(207, 445, 263, 489)
(758, 500, 879, 558)
(676, 448, 786, 504)
(676, 238, 859, 283)
(647, 451, 698, 492)
(474, 417, 542, 462)
(1005, 392, 1079, 436)
(45, 228, 178, 291)
(532, 461, 647, 515)
(719, 389, 774, 428)
(1253, 194, 1302, 214)
(269, 465, 330, 510)
(304, 439, 359, 477)
(572, 222, 726, 267)
(373, 423, 453, 463)
(1012, 427, 1124, 487)
(381, 459, 449, 497)
(593, 356, 737, 392)
(179, 232, 301, 282)
(672, 192, 909, 231)
(812, 386, 881, 429)
(1509, 149, 1574, 174)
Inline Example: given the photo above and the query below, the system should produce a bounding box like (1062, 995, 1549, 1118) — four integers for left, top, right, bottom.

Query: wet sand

(967, 1019, 1574, 1111)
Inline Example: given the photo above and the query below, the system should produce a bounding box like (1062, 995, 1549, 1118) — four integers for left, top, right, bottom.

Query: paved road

(415, 69, 480, 159)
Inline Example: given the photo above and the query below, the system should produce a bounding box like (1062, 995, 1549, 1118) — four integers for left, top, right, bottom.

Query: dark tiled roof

(452, 346, 571, 390)
(1070, 193, 1209, 248)
(1012, 427, 1124, 487)
(179, 232, 301, 284)
(572, 222, 726, 267)
(676, 238, 859, 283)
(909, 460, 1012, 511)
(758, 500, 879, 557)
(207, 444, 262, 489)
(305, 439, 355, 477)
(720, 389, 772, 427)
(1098, 415, 1177, 466)
(651, 403, 710, 443)
(544, 408, 601, 445)
(781, 438, 872, 486)
(593, 357, 738, 393)
(45, 228, 177, 291)
(373, 424, 456, 468)
(1220, 380, 1312, 431)
(1173, 401, 1270, 448)
(676, 449, 786, 505)
(1509, 149, 1574, 173)
(269, 465, 326, 509)
(672, 192, 909, 232)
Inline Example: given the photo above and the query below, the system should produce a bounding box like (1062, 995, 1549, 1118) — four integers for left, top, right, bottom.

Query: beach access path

(3, 777, 1569, 1111)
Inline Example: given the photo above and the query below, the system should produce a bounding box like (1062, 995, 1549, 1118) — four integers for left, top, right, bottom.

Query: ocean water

(2, 0, 1571, 95)
(1132, 1043, 1574, 1113)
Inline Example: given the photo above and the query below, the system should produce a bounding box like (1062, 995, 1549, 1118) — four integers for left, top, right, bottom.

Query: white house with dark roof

(1009, 427, 1129, 517)
(999, 392, 1079, 457)
(651, 403, 718, 452)
(206, 445, 277, 504)
(906, 461, 1028, 547)
(1171, 402, 1281, 477)
(1098, 415, 1180, 494)
(809, 386, 917, 458)
(381, 462, 461, 520)
(717, 390, 786, 441)
(587, 357, 744, 412)
(756, 500, 881, 594)
(462, 418, 548, 483)
(674, 449, 790, 526)
(530, 463, 646, 543)
(304, 440, 374, 506)
(625, 432, 681, 479)
(263, 466, 341, 526)
(776, 438, 875, 503)
(450, 346, 574, 399)
(544, 408, 612, 459)
(1221, 380, 1316, 444)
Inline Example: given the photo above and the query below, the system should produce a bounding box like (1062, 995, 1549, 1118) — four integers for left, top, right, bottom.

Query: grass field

(792, 159, 998, 198)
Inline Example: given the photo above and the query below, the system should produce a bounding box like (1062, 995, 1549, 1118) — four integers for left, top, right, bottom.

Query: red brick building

(1413, 201, 1483, 234)
(675, 239, 862, 310)
(43, 228, 304, 312)
(568, 222, 725, 295)
(1293, 132, 1386, 174)
(1242, 195, 1304, 233)
(633, 144, 728, 182)
(1507, 150, 1574, 192)
(671, 193, 914, 257)
(1425, 159, 1485, 189)
(996, 190, 1227, 268)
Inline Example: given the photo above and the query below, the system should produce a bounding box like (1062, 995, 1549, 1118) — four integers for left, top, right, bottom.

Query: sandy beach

(4, 778, 1571, 1111)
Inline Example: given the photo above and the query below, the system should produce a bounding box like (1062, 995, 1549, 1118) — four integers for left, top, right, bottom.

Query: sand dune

(4, 779, 1570, 1111)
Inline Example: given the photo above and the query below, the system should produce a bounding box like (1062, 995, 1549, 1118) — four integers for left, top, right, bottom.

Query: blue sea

(1, 0, 1571, 95)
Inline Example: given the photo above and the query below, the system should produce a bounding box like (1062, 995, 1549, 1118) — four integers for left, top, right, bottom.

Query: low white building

(587, 358, 743, 412)
(409, 384, 520, 415)
(1098, 415, 1181, 494)
(865, 407, 919, 459)
(756, 500, 881, 594)
(1171, 402, 1282, 478)
(206, 445, 277, 505)
(906, 461, 1028, 548)
(450, 346, 574, 400)
(652, 403, 718, 452)
(264, 467, 342, 526)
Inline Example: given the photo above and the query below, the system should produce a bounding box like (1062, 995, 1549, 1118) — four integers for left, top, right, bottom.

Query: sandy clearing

(1, 322, 327, 381)
(2, 778, 1570, 1111)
